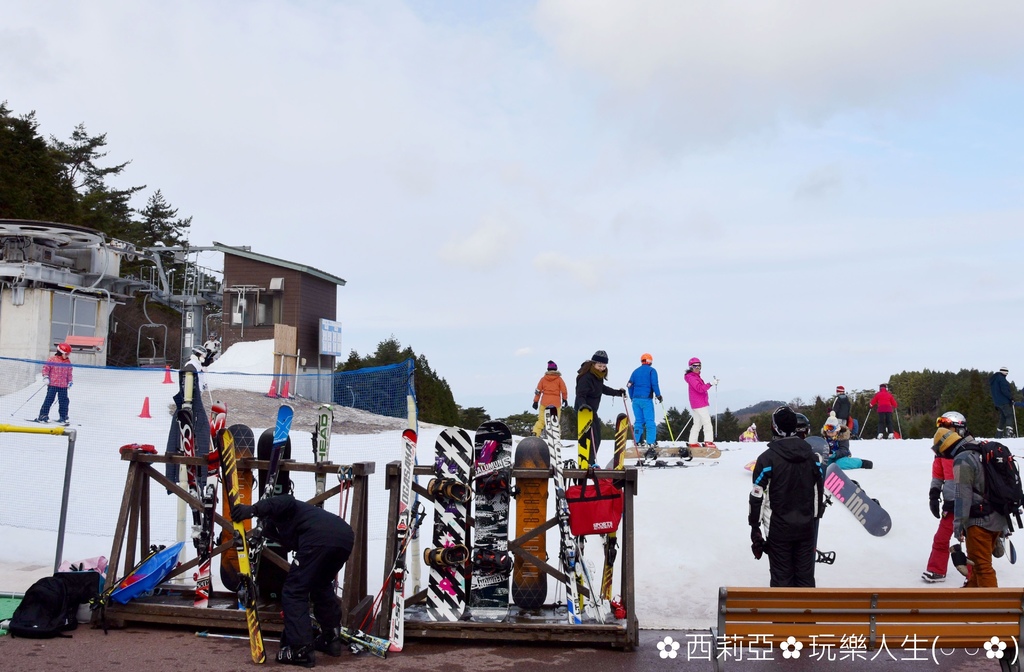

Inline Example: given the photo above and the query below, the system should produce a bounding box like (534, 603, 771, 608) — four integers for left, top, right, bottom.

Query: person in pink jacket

(685, 357, 718, 448)
(36, 343, 74, 425)
(869, 383, 899, 439)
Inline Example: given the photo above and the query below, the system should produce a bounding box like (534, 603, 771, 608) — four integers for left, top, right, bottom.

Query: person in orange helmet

(627, 353, 661, 447)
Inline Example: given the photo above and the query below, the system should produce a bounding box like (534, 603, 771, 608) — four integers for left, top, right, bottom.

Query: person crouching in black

(748, 405, 824, 587)
(232, 494, 355, 667)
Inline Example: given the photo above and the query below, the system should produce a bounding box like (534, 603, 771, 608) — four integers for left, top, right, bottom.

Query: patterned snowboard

(511, 436, 550, 610)
(220, 423, 254, 592)
(823, 462, 893, 536)
(425, 427, 474, 621)
(469, 421, 513, 621)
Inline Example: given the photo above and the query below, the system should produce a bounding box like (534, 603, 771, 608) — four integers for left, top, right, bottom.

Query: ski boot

(426, 477, 471, 503)
(678, 445, 691, 460)
(314, 626, 343, 657)
(277, 644, 315, 668)
(702, 441, 716, 449)
(643, 446, 659, 462)
(423, 544, 470, 568)
(815, 550, 836, 565)
(472, 548, 512, 574)
(474, 471, 510, 497)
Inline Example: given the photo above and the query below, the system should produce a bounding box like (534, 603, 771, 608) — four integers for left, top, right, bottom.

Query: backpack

(967, 441, 1024, 530)
(9, 571, 102, 638)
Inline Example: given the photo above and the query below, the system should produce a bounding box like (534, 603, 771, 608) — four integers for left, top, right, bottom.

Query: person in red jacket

(36, 343, 73, 425)
(869, 383, 899, 439)
(922, 418, 962, 582)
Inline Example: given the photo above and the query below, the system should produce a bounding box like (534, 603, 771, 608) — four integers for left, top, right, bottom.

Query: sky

(3, 1, 1024, 419)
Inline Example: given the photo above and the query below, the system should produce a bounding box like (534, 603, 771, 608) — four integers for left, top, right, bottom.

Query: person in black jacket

(831, 385, 852, 431)
(989, 367, 1016, 438)
(749, 406, 824, 587)
(232, 495, 355, 667)
(574, 350, 626, 457)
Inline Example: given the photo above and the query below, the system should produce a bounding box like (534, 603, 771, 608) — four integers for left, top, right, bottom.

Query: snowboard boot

(277, 644, 315, 668)
(314, 627, 343, 657)
(474, 471, 510, 497)
(426, 477, 471, 503)
(643, 446, 659, 462)
(472, 548, 512, 574)
(678, 445, 691, 460)
(861, 459, 873, 469)
(424, 544, 470, 568)
(702, 441, 716, 448)
(920, 571, 945, 583)
(687, 443, 701, 448)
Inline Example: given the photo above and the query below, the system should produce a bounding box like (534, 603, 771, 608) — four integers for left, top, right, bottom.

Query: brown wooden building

(213, 242, 346, 375)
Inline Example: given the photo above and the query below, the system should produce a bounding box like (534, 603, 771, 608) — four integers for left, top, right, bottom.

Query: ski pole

(894, 408, 902, 439)
(1014, 405, 1019, 440)
(657, 398, 676, 442)
(679, 415, 693, 441)
(858, 408, 872, 439)
(619, 393, 635, 442)
(713, 379, 719, 440)
(10, 381, 47, 417)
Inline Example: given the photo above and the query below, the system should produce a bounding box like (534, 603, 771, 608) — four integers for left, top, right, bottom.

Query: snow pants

(876, 412, 894, 437)
(38, 385, 69, 421)
(995, 403, 1015, 437)
(926, 511, 954, 576)
(632, 398, 656, 444)
(965, 526, 1000, 588)
(688, 406, 714, 444)
(281, 544, 351, 647)
(766, 536, 816, 587)
(532, 405, 561, 437)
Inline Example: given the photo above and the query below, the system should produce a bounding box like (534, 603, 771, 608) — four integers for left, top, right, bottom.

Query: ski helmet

(191, 345, 209, 359)
(641, 353, 653, 365)
(932, 427, 962, 456)
(937, 411, 967, 437)
(688, 357, 701, 368)
(794, 413, 811, 439)
(56, 343, 72, 356)
(771, 406, 798, 438)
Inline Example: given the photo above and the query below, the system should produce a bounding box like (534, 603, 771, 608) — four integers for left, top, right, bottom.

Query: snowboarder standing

(231, 494, 355, 666)
(831, 385, 852, 430)
(989, 367, 1016, 438)
(684, 357, 717, 448)
(574, 350, 625, 455)
(922, 412, 966, 583)
(626, 353, 661, 447)
(36, 342, 73, 424)
(531, 360, 569, 436)
(748, 406, 824, 587)
(869, 383, 898, 439)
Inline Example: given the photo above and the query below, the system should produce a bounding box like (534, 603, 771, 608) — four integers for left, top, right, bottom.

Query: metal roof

(211, 241, 346, 287)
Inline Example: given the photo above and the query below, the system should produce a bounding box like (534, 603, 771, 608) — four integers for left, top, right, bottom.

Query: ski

(469, 421, 513, 622)
(388, 428, 417, 652)
(544, 406, 581, 624)
(250, 405, 294, 586)
(313, 403, 334, 508)
(425, 427, 473, 622)
(193, 402, 226, 609)
(219, 426, 266, 664)
(339, 627, 390, 659)
(175, 370, 208, 605)
(600, 413, 628, 603)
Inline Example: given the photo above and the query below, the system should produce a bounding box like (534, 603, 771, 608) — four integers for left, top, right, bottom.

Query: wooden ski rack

(101, 451, 374, 632)
(380, 461, 640, 650)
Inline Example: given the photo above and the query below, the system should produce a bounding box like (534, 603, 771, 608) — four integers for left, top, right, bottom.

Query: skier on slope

(232, 495, 355, 667)
(684, 357, 717, 448)
(989, 367, 1016, 438)
(531, 360, 569, 436)
(869, 383, 899, 439)
(626, 353, 661, 447)
(36, 342, 73, 425)
(749, 406, 825, 587)
(574, 350, 626, 456)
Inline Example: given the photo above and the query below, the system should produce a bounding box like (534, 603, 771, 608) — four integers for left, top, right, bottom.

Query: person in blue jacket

(626, 353, 661, 447)
(989, 367, 1017, 438)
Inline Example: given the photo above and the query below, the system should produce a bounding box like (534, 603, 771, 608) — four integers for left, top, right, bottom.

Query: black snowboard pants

(281, 544, 351, 648)
(766, 536, 815, 587)
(876, 412, 894, 437)
(996, 403, 1015, 437)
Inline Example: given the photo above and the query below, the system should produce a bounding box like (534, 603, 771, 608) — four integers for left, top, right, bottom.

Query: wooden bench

(713, 587, 1024, 671)
(63, 335, 105, 351)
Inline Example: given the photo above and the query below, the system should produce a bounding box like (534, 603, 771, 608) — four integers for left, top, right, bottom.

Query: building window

(230, 290, 282, 327)
(256, 293, 282, 326)
(50, 293, 98, 343)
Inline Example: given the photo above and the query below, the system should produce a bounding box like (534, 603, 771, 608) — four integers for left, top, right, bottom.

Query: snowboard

(425, 427, 474, 622)
(253, 407, 294, 601)
(600, 413, 628, 602)
(314, 403, 334, 507)
(574, 405, 596, 613)
(511, 436, 550, 610)
(220, 423, 255, 592)
(684, 444, 721, 459)
(219, 427, 266, 664)
(823, 462, 892, 536)
(469, 420, 513, 622)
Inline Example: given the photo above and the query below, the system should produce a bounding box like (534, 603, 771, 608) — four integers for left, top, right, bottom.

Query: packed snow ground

(2, 341, 1022, 629)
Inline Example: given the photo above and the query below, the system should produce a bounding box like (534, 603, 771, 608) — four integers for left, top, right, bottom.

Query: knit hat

(836, 385, 845, 394)
(547, 360, 557, 371)
(592, 350, 609, 364)
(1000, 367, 1009, 375)
(933, 428, 961, 455)
(880, 383, 887, 389)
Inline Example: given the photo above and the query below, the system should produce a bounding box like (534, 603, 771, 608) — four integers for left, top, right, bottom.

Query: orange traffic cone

(281, 380, 291, 399)
(139, 397, 152, 419)
(266, 378, 278, 398)
(163, 365, 173, 384)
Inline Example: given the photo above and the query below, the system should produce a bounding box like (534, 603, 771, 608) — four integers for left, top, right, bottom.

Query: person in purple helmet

(685, 357, 717, 448)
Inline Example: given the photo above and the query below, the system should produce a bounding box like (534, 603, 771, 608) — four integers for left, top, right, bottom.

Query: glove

(929, 487, 941, 519)
(230, 503, 254, 522)
(750, 527, 765, 560)
(619, 388, 627, 397)
(656, 395, 663, 403)
(949, 542, 972, 577)
(532, 401, 539, 410)
(561, 399, 568, 408)
(712, 377, 719, 385)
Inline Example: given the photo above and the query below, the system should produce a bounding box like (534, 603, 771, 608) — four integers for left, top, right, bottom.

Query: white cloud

(438, 216, 518, 270)
(532, 251, 609, 290)
(514, 347, 534, 357)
